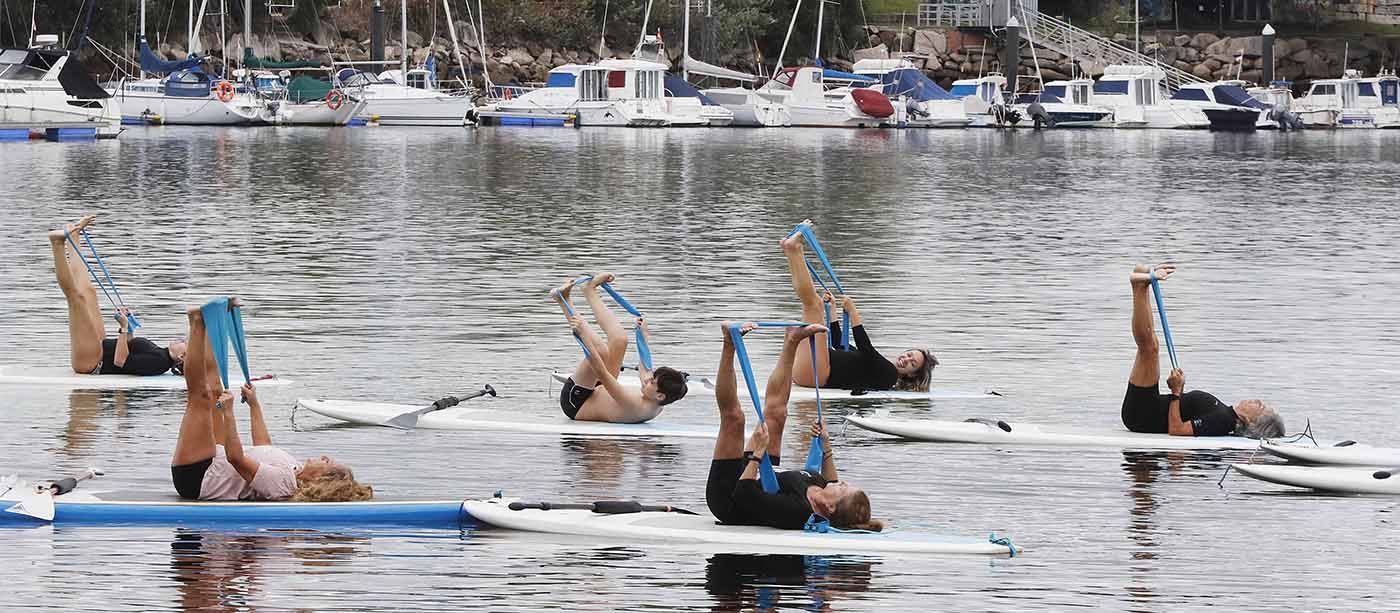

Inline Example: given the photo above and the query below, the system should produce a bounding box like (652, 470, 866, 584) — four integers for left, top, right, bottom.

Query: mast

(188, 0, 194, 55)
(813, 0, 824, 63)
(243, 0, 251, 64)
(190, 0, 211, 55)
(401, 0, 409, 76)
(634, 0, 653, 57)
(139, 0, 147, 78)
(441, 0, 466, 89)
(774, 0, 803, 70)
(682, 0, 689, 79)
(476, 0, 491, 91)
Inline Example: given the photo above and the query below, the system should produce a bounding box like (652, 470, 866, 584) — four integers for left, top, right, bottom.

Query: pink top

(198, 445, 303, 501)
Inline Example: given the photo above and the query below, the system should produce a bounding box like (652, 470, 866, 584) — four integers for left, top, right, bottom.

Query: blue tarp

(163, 69, 213, 97)
(663, 73, 718, 105)
(545, 71, 576, 88)
(821, 68, 876, 84)
(138, 37, 201, 75)
(879, 68, 956, 102)
(1212, 85, 1267, 109)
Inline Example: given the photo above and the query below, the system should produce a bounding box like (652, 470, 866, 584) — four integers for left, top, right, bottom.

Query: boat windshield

(949, 84, 976, 98)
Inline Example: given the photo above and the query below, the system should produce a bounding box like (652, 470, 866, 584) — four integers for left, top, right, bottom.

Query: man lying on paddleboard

(708, 322, 883, 531)
(170, 299, 371, 502)
(47, 215, 187, 376)
(1123, 264, 1285, 438)
(781, 222, 936, 393)
(550, 273, 687, 423)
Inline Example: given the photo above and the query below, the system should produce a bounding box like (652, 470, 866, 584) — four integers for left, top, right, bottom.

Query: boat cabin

(1092, 65, 1167, 107)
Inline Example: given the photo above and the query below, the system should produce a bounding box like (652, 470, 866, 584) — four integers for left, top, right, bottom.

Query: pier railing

(1028, 12, 1205, 91)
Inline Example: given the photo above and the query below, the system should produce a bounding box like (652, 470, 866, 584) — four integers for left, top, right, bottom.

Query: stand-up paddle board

(296, 398, 719, 439)
(1231, 463, 1400, 495)
(845, 412, 1287, 451)
(463, 497, 1017, 556)
(549, 371, 1002, 402)
(0, 365, 290, 390)
(0, 481, 467, 527)
(1259, 439, 1400, 466)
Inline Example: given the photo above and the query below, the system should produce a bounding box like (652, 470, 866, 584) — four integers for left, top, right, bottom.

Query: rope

(729, 322, 786, 494)
(804, 334, 826, 474)
(988, 532, 1017, 556)
(65, 229, 140, 332)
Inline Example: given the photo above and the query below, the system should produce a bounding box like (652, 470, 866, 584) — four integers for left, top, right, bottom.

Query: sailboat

(335, 0, 474, 126)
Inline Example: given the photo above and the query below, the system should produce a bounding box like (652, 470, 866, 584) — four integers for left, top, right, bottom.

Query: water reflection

(559, 438, 687, 490)
(704, 554, 876, 612)
(169, 529, 369, 610)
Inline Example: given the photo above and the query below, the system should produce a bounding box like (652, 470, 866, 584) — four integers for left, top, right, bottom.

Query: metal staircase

(1027, 11, 1204, 91)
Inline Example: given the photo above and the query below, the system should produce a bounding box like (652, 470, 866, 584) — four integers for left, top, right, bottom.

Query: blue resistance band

(730, 321, 828, 493)
(199, 297, 251, 390)
(1148, 274, 1178, 369)
(570, 276, 653, 370)
(789, 224, 849, 351)
(65, 229, 140, 332)
(556, 290, 592, 358)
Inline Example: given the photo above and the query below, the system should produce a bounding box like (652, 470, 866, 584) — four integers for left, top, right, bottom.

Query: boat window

(1044, 85, 1067, 99)
(608, 71, 626, 88)
(1171, 88, 1210, 101)
(1072, 85, 1089, 105)
(1358, 82, 1376, 97)
(1312, 83, 1335, 96)
(578, 70, 608, 101)
(948, 84, 976, 98)
(1093, 80, 1128, 95)
(407, 71, 428, 90)
(1383, 81, 1398, 105)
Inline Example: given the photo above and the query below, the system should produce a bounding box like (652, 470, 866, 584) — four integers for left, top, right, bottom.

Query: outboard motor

(992, 104, 1022, 127)
(1026, 101, 1053, 129)
(1272, 108, 1305, 131)
(907, 100, 930, 120)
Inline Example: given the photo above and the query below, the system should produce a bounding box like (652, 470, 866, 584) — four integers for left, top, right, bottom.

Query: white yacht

(1167, 82, 1266, 131)
(342, 66, 473, 127)
(756, 66, 896, 128)
(114, 38, 265, 125)
(854, 59, 969, 128)
(0, 36, 122, 138)
(251, 70, 366, 126)
(949, 73, 1013, 127)
(572, 60, 671, 127)
(1358, 70, 1400, 128)
(1013, 78, 1113, 128)
(1090, 65, 1203, 129)
(1291, 70, 1392, 128)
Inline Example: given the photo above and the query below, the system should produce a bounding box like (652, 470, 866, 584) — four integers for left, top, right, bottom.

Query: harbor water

(2, 126, 1399, 611)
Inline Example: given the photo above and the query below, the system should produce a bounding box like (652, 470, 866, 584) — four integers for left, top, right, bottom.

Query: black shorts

(171, 457, 213, 500)
(559, 377, 594, 420)
(1122, 382, 1169, 434)
(706, 459, 748, 525)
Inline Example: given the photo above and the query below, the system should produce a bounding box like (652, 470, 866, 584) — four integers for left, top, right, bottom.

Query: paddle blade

(4, 488, 55, 521)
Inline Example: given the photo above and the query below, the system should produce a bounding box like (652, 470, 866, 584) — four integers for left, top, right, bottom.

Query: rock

(309, 19, 338, 47)
(1290, 48, 1312, 64)
(412, 47, 431, 65)
(1204, 58, 1224, 71)
(1236, 35, 1264, 58)
(914, 29, 946, 56)
(827, 59, 854, 72)
(1173, 60, 1192, 72)
(1040, 67, 1069, 82)
(1278, 62, 1305, 80)
(1304, 56, 1330, 79)
(878, 30, 899, 49)
(1180, 46, 1200, 62)
(537, 48, 553, 66)
(1056, 62, 1075, 76)
(406, 31, 424, 48)
(1174, 34, 1192, 47)
(1192, 63, 1215, 79)
(526, 42, 544, 58)
(453, 21, 478, 47)
(853, 44, 889, 62)
(1204, 37, 1233, 57)
(1157, 47, 1180, 65)
(1190, 32, 1219, 49)
(507, 47, 534, 65)
(1287, 38, 1309, 55)
(1239, 69, 1263, 84)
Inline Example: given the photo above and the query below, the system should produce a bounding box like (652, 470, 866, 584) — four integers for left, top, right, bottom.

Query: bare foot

(780, 233, 803, 255)
(786, 324, 827, 342)
(722, 321, 758, 337)
(586, 272, 615, 289)
(1131, 263, 1176, 285)
(48, 214, 96, 243)
(228, 297, 243, 309)
(551, 278, 576, 303)
(186, 305, 203, 322)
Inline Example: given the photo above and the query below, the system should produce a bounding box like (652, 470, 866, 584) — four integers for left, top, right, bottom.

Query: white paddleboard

(550, 371, 1002, 402)
(1259, 439, 1400, 466)
(845, 412, 1268, 450)
(0, 365, 290, 390)
(296, 398, 719, 439)
(1232, 463, 1400, 494)
(463, 497, 1017, 556)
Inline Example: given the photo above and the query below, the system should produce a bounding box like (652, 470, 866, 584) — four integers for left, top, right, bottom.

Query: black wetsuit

(822, 321, 897, 392)
(98, 337, 174, 376)
(706, 459, 828, 530)
(1122, 383, 1239, 436)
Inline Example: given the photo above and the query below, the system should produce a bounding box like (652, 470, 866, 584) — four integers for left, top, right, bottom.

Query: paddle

(382, 385, 497, 430)
(3, 468, 102, 521)
(507, 500, 697, 515)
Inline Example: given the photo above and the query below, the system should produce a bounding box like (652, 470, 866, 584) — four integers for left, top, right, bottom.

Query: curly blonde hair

(291, 464, 373, 502)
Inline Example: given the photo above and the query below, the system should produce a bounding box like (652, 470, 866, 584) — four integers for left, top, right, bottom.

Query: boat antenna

(597, 0, 610, 58)
(634, 0, 653, 57)
(978, 39, 986, 78)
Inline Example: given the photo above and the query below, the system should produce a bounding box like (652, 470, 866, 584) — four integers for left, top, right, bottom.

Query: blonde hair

(893, 349, 939, 393)
(291, 464, 373, 502)
(828, 490, 886, 532)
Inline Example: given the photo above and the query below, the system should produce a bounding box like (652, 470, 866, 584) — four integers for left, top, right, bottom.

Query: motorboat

(343, 64, 473, 127)
(1090, 64, 1202, 129)
(1293, 70, 1390, 128)
(1013, 78, 1113, 128)
(757, 66, 896, 128)
(1168, 82, 1266, 131)
(949, 73, 1016, 127)
(854, 59, 969, 128)
(0, 36, 122, 138)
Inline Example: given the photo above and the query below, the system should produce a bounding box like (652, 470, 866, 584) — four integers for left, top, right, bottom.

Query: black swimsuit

(822, 322, 898, 392)
(558, 377, 594, 420)
(706, 459, 827, 530)
(1122, 383, 1239, 436)
(99, 337, 174, 376)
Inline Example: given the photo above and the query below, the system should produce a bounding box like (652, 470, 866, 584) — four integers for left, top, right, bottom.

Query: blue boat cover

(1211, 85, 1267, 109)
(879, 68, 956, 101)
(139, 37, 201, 75)
(821, 68, 876, 84)
(545, 71, 576, 88)
(163, 69, 213, 98)
(663, 73, 717, 105)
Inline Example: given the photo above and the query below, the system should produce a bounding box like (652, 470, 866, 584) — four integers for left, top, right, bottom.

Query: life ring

(325, 89, 345, 110)
(503, 87, 513, 100)
(214, 81, 235, 103)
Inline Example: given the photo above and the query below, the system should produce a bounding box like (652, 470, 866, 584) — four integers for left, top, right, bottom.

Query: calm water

(3, 126, 1400, 611)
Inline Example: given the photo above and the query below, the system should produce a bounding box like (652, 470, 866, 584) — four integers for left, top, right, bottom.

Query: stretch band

(199, 297, 252, 390)
(65, 229, 140, 332)
(1148, 273, 1178, 369)
(729, 321, 828, 492)
(570, 276, 653, 370)
(789, 223, 849, 351)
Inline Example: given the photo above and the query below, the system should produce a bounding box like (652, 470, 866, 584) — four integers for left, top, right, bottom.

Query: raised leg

(782, 232, 830, 388)
(712, 323, 750, 460)
(763, 324, 826, 461)
(1128, 264, 1170, 387)
(582, 273, 628, 376)
(171, 307, 217, 466)
(554, 281, 609, 387)
(47, 216, 105, 373)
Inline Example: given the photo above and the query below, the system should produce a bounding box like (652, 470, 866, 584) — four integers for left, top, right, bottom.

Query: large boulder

(853, 44, 889, 62)
(454, 21, 478, 47)
(1204, 37, 1234, 57)
(1289, 48, 1313, 64)
(507, 47, 534, 65)
(406, 30, 424, 48)
(914, 29, 947, 57)
(1236, 35, 1265, 58)
(1174, 34, 1192, 47)
(1190, 32, 1220, 49)
(1304, 56, 1330, 79)
(1286, 38, 1309, 55)
(1192, 63, 1214, 79)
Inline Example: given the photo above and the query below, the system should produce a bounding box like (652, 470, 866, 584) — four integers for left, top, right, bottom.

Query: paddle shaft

(423, 385, 497, 415)
(507, 500, 696, 515)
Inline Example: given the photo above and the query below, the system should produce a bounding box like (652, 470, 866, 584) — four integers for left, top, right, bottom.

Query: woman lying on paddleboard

(550, 274, 688, 423)
(707, 322, 883, 531)
(1123, 264, 1285, 438)
(47, 215, 187, 376)
(170, 300, 371, 502)
(781, 224, 936, 392)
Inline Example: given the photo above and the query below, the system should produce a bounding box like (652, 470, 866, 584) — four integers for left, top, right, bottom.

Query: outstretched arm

(215, 389, 260, 482)
(840, 295, 865, 329)
(635, 316, 652, 380)
(812, 422, 838, 481)
(243, 383, 272, 447)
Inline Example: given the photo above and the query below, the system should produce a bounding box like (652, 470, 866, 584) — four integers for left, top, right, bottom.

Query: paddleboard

(296, 398, 719, 439)
(845, 412, 1271, 450)
(550, 371, 1002, 402)
(1232, 463, 1400, 495)
(0, 486, 467, 527)
(0, 365, 290, 390)
(1259, 439, 1400, 466)
(463, 497, 1017, 556)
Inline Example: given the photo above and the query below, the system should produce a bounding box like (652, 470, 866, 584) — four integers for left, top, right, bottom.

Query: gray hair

(1238, 412, 1286, 439)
